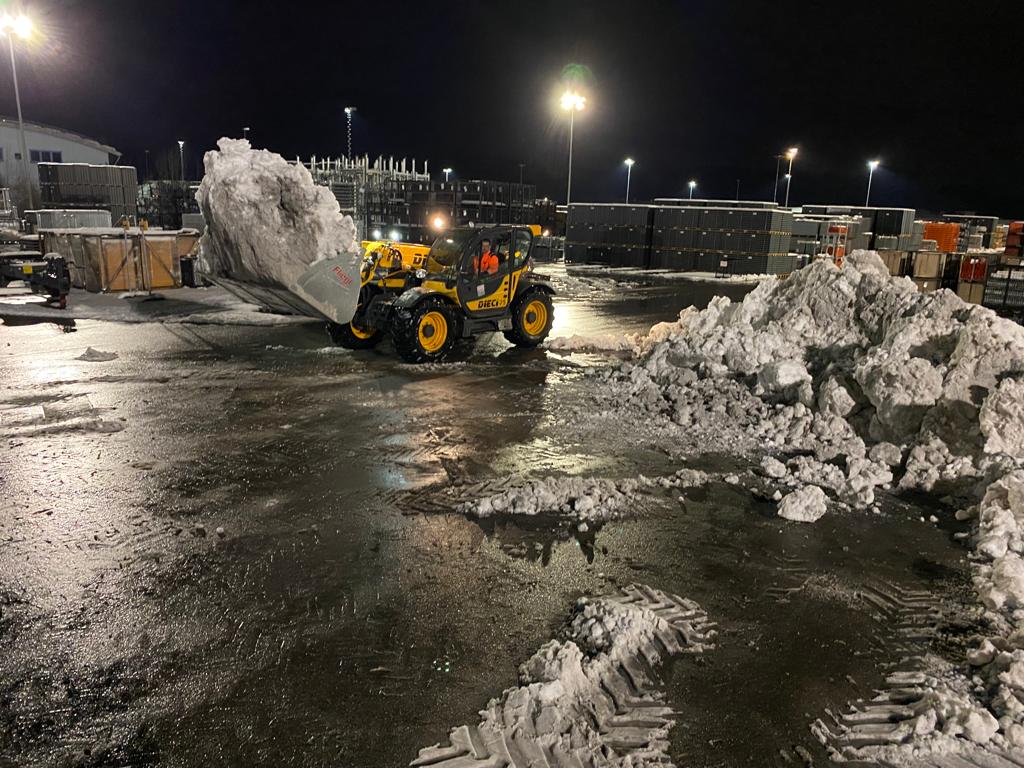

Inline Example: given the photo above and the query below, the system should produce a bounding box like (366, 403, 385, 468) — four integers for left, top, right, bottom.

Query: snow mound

(411, 584, 716, 767)
(459, 476, 642, 521)
(546, 333, 641, 354)
(76, 347, 118, 362)
(586, 250, 1024, 757)
(195, 138, 362, 321)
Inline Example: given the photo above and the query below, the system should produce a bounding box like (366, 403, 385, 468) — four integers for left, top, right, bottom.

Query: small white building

(0, 116, 120, 188)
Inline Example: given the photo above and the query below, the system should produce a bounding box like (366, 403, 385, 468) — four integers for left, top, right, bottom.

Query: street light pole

(178, 141, 185, 183)
(243, 126, 250, 142)
(624, 158, 634, 203)
(560, 90, 586, 207)
(688, 179, 697, 199)
(784, 147, 798, 207)
(1, 15, 34, 209)
(773, 155, 782, 204)
(443, 167, 452, 183)
(865, 160, 880, 206)
(344, 107, 356, 160)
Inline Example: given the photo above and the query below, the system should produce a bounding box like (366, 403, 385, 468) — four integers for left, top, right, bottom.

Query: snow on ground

(411, 584, 716, 767)
(566, 250, 1024, 758)
(458, 468, 713, 525)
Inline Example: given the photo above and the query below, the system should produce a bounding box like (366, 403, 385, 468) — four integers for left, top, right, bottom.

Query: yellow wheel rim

(349, 322, 375, 340)
(418, 311, 448, 353)
(522, 299, 548, 336)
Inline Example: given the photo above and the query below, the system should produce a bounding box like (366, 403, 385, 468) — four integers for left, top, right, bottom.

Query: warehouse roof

(0, 117, 120, 159)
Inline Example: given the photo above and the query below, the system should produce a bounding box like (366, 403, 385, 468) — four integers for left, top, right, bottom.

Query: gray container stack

(565, 203, 654, 267)
(37, 163, 139, 223)
(651, 205, 792, 274)
(943, 213, 999, 249)
(566, 200, 793, 274)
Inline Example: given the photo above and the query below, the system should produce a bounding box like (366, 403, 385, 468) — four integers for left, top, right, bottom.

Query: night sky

(4, 0, 1023, 216)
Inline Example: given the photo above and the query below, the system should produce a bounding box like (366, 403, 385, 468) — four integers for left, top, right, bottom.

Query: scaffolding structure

(297, 155, 540, 244)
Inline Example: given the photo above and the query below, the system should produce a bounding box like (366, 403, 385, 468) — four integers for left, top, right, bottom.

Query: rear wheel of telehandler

(504, 290, 554, 347)
(392, 299, 457, 363)
(327, 319, 384, 349)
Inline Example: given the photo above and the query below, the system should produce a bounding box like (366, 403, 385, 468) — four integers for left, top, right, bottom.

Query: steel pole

(625, 164, 632, 203)
(784, 156, 794, 207)
(865, 166, 875, 206)
(346, 112, 353, 160)
(773, 156, 781, 204)
(179, 145, 185, 182)
(7, 34, 32, 209)
(566, 109, 574, 207)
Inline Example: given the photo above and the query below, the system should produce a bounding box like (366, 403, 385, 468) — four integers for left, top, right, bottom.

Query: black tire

(392, 298, 458, 363)
(327, 320, 384, 349)
(504, 290, 554, 347)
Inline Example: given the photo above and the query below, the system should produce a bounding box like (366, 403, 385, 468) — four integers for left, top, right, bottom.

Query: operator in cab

(473, 238, 499, 276)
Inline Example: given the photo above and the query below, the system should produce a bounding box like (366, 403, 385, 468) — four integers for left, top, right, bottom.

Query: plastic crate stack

(922, 222, 961, 253)
(37, 163, 138, 223)
(1004, 222, 1023, 265)
(650, 205, 793, 274)
(564, 203, 653, 267)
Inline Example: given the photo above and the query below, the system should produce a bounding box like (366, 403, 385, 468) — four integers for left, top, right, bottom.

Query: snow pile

(546, 333, 642, 354)
(459, 476, 642, 522)
(598, 251, 1024, 511)
(458, 468, 713, 523)
(196, 138, 361, 290)
(411, 585, 715, 767)
(583, 251, 1024, 756)
(76, 347, 118, 362)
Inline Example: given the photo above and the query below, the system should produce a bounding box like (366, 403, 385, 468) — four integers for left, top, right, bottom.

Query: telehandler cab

(328, 226, 555, 363)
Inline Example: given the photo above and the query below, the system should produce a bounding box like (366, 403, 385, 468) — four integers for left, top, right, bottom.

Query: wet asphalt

(0, 265, 977, 767)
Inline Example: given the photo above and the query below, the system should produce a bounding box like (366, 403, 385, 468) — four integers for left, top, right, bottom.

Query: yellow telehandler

(328, 226, 554, 363)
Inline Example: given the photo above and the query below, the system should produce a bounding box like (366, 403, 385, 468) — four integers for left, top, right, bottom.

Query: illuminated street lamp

(177, 140, 185, 182)
(865, 159, 880, 206)
(243, 126, 250, 141)
(560, 90, 586, 207)
(0, 13, 34, 208)
(431, 214, 446, 231)
(784, 147, 798, 207)
(442, 167, 453, 182)
(688, 179, 697, 199)
(623, 158, 634, 203)
(344, 106, 356, 160)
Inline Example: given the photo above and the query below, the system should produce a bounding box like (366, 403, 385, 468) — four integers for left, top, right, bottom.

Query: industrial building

(0, 117, 120, 191)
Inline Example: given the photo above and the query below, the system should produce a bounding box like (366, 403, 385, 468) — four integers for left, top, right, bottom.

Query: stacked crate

(923, 222, 961, 253)
(565, 203, 653, 267)
(911, 251, 945, 292)
(1002, 222, 1023, 265)
(984, 266, 1024, 311)
(957, 253, 988, 304)
(651, 205, 792, 274)
(991, 224, 1008, 252)
(942, 214, 999, 248)
(38, 163, 139, 222)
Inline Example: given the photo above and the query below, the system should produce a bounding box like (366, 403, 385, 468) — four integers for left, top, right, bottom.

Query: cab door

(457, 229, 514, 317)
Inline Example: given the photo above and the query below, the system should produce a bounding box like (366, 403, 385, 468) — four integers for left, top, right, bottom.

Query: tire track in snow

(410, 584, 716, 767)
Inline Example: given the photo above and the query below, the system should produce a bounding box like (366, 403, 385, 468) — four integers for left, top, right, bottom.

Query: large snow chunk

(980, 377, 1024, 456)
(196, 138, 362, 324)
(777, 485, 828, 523)
(977, 553, 1024, 611)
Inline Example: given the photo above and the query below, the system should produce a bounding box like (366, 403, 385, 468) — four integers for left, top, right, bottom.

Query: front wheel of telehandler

(504, 290, 554, 347)
(392, 299, 458, 363)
